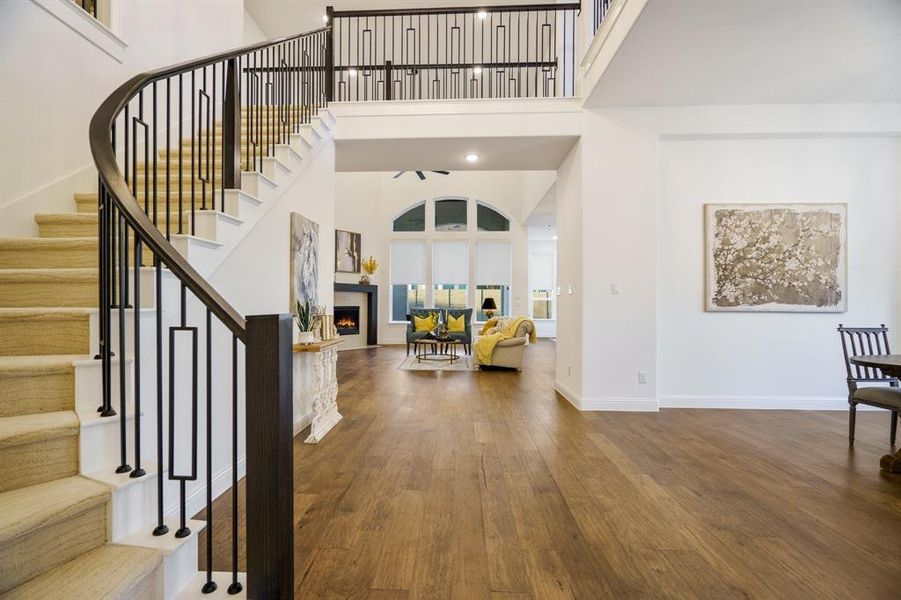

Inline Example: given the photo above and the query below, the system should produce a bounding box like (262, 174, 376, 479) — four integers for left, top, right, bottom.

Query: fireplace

(334, 306, 360, 335)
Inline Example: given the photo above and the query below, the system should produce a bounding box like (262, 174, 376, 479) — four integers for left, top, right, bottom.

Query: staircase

(0, 104, 334, 597)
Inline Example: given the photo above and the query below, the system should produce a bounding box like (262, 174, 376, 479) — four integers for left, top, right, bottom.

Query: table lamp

(481, 297, 497, 319)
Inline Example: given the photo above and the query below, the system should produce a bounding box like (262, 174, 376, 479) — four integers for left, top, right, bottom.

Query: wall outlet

(567, 366, 572, 376)
(638, 371, 648, 384)
(610, 282, 621, 295)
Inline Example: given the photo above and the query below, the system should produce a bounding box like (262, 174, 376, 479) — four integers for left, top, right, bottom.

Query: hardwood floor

(199, 341, 901, 599)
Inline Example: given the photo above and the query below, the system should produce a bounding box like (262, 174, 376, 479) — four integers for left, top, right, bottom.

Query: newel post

(325, 6, 335, 102)
(223, 57, 242, 189)
(245, 314, 294, 599)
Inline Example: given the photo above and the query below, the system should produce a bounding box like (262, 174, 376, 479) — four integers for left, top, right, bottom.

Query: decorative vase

(297, 330, 314, 344)
(359, 274, 370, 285)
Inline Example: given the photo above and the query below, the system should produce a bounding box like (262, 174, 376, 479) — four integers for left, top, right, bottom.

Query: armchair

(445, 308, 473, 355)
(406, 308, 438, 356)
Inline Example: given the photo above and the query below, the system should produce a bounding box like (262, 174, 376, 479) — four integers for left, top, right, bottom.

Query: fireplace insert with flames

(334, 306, 360, 335)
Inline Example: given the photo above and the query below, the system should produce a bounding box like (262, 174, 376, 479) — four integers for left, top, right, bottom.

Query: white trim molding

(658, 395, 881, 411)
(31, 0, 127, 63)
(555, 379, 659, 412)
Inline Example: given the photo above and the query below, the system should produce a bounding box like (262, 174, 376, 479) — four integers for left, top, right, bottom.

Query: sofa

(405, 308, 473, 355)
(475, 319, 534, 371)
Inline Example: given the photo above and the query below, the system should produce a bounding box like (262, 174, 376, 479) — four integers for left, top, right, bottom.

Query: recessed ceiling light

(477, 10, 488, 19)
(473, 66, 483, 75)
(465, 154, 479, 163)
(552, 235, 558, 240)
(348, 68, 358, 77)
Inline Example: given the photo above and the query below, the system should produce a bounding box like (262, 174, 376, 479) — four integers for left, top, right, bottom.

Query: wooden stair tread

(0, 268, 98, 282)
(0, 355, 82, 375)
(0, 476, 109, 544)
(0, 237, 96, 248)
(0, 307, 93, 319)
(0, 410, 78, 449)
(1, 543, 163, 600)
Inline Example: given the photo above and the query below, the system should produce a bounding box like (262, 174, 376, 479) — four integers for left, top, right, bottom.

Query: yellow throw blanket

(474, 317, 537, 365)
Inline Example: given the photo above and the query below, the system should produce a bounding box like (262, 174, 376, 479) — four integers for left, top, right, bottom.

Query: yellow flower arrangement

(361, 256, 379, 275)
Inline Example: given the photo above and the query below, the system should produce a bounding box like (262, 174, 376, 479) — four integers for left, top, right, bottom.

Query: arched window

(390, 198, 513, 322)
(434, 198, 468, 231)
(393, 202, 426, 231)
(477, 203, 510, 231)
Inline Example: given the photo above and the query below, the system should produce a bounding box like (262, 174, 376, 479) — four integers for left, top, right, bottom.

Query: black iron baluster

(153, 249, 167, 536)
(229, 333, 242, 595)
(170, 283, 198, 539)
(166, 78, 171, 240)
(116, 210, 130, 474)
(179, 73, 184, 235)
(212, 63, 217, 212)
(192, 70, 197, 234)
(202, 308, 217, 594)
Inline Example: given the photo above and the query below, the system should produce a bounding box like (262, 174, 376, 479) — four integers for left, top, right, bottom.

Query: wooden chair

(837, 324, 901, 446)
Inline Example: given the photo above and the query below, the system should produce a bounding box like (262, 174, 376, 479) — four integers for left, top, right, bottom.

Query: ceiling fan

(393, 170, 450, 181)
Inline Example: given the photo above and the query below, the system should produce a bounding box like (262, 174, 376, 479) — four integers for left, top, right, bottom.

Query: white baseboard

(581, 396, 660, 412)
(658, 394, 879, 411)
(293, 410, 313, 436)
(554, 379, 659, 412)
(553, 379, 581, 409)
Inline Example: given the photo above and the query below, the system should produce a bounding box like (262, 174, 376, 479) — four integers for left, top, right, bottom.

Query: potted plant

(296, 300, 315, 344)
(360, 255, 379, 285)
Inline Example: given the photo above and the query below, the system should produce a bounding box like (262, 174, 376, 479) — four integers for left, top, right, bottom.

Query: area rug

(397, 355, 480, 372)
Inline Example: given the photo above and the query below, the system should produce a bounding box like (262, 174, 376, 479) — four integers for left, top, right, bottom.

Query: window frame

(388, 198, 514, 325)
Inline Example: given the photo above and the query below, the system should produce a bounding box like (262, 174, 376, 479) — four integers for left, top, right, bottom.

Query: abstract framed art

(290, 212, 319, 310)
(335, 229, 361, 273)
(704, 203, 847, 312)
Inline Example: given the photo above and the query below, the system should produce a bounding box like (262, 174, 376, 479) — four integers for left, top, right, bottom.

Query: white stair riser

(165, 534, 201, 600)
(74, 357, 134, 414)
(239, 172, 277, 203)
(273, 145, 303, 172)
(170, 236, 223, 277)
(89, 309, 157, 358)
(220, 190, 262, 221)
(107, 473, 182, 541)
(192, 212, 245, 250)
(79, 409, 136, 473)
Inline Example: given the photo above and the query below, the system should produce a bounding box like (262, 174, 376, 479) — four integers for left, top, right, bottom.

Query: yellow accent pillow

(413, 314, 434, 332)
(447, 313, 465, 333)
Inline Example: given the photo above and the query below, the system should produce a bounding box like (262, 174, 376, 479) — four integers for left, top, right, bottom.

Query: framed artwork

(335, 229, 361, 273)
(704, 203, 847, 312)
(290, 212, 319, 310)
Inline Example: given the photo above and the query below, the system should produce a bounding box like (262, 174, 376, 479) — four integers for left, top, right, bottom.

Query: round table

(414, 338, 461, 364)
(849, 354, 901, 473)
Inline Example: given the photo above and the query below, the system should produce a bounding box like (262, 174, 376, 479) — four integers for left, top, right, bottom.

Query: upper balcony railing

(327, 3, 581, 101)
(591, 0, 613, 35)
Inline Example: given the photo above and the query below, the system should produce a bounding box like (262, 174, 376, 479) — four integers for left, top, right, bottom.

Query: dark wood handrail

(88, 26, 330, 341)
(331, 3, 580, 17)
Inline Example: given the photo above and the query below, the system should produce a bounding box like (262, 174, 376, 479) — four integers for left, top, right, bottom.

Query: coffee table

(414, 338, 462, 364)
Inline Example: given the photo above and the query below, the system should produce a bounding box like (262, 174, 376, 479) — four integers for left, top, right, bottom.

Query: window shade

(530, 252, 554, 290)
(476, 241, 512, 285)
(390, 241, 426, 284)
(432, 241, 468, 284)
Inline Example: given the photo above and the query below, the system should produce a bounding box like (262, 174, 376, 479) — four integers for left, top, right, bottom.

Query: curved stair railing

(90, 27, 331, 598)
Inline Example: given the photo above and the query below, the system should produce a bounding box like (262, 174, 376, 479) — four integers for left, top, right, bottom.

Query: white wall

(0, 0, 245, 234)
(210, 143, 336, 429)
(243, 7, 267, 44)
(334, 170, 553, 344)
(566, 103, 901, 411)
(554, 142, 583, 402)
(658, 136, 899, 405)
